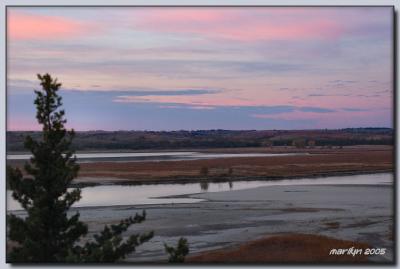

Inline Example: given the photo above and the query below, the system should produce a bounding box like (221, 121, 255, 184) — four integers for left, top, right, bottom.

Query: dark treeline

(7, 128, 393, 152)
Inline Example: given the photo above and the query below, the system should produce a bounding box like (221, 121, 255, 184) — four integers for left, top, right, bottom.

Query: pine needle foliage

(164, 238, 189, 263)
(7, 74, 153, 263)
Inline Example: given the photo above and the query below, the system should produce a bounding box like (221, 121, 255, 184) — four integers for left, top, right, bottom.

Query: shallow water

(6, 151, 307, 163)
(7, 173, 392, 211)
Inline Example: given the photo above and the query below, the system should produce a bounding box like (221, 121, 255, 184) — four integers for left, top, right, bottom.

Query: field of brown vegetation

(73, 146, 392, 185)
(187, 233, 370, 263)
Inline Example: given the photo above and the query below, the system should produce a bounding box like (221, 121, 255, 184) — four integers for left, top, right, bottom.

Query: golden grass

(79, 148, 392, 181)
(324, 221, 341, 229)
(187, 233, 370, 263)
(9, 146, 393, 184)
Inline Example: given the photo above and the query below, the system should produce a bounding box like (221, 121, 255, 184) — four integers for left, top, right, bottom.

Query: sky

(7, 7, 393, 131)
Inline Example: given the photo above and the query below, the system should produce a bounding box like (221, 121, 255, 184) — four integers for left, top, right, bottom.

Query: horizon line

(6, 127, 393, 132)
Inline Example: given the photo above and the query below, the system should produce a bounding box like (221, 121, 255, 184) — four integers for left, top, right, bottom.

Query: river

(6, 151, 308, 163)
(7, 173, 392, 211)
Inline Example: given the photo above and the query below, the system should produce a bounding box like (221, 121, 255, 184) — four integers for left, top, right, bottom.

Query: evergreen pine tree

(7, 74, 153, 262)
(164, 238, 189, 263)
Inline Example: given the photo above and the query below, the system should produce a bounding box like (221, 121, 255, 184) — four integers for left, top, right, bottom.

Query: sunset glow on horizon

(7, 7, 393, 131)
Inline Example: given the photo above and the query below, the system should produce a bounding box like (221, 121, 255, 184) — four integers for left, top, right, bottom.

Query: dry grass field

(7, 146, 393, 186)
(187, 233, 370, 263)
(74, 146, 392, 184)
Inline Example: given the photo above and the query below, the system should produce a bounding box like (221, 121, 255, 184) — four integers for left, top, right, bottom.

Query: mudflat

(10, 179, 389, 263)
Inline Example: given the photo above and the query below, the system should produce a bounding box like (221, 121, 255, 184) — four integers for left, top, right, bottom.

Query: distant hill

(7, 128, 393, 152)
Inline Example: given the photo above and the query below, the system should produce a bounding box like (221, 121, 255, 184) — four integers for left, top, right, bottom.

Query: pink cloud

(133, 8, 346, 42)
(8, 11, 92, 41)
(113, 94, 270, 107)
(137, 9, 225, 24)
(252, 111, 332, 121)
(159, 105, 215, 110)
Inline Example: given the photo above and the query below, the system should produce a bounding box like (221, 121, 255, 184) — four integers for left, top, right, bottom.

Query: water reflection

(7, 173, 391, 211)
(200, 181, 233, 191)
(200, 181, 209, 191)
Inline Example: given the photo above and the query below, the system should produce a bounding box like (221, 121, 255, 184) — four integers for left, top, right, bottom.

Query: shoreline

(70, 169, 393, 188)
